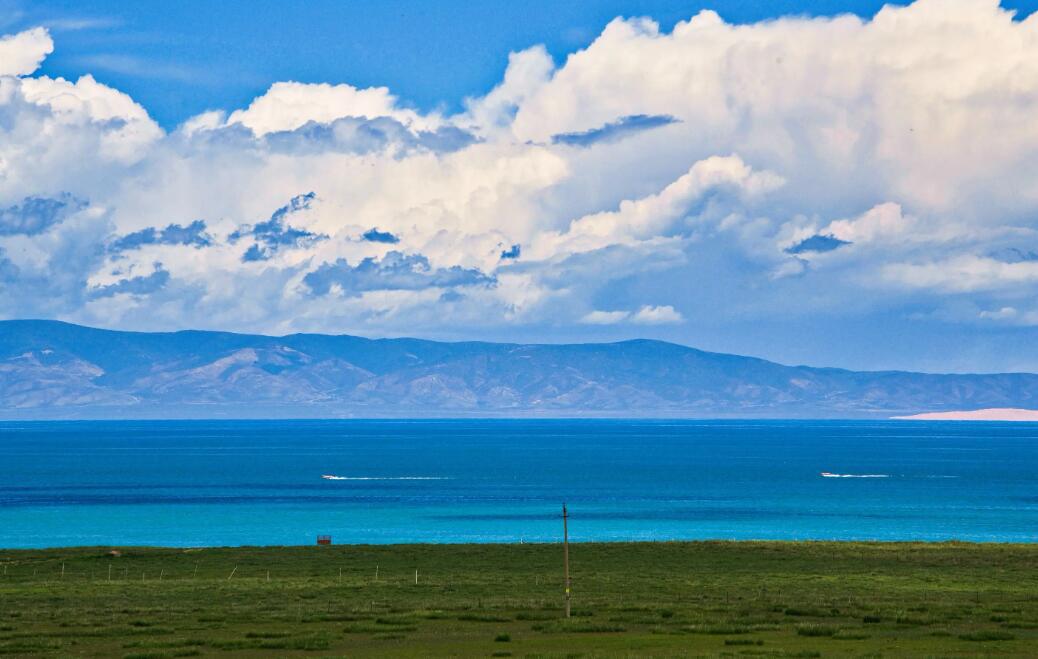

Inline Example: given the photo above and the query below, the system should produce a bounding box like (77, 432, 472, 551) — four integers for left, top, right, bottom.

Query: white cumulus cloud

(631, 305, 683, 325)
(0, 27, 53, 76)
(225, 81, 440, 136)
(3, 1, 1038, 371)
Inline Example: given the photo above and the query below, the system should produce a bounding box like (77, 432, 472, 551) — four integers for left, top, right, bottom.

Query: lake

(0, 419, 1035, 547)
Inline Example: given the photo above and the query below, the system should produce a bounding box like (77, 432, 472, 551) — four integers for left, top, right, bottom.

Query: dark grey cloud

(500, 244, 520, 260)
(362, 227, 400, 244)
(89, 265, 170, 299)
(786, 233, 851, 254)
(990, 247, 1038, 263)
(552, 114, 679, 147)
(413, 125, 480, 153)
(109, 219, 212, 252)
(230, 192, 326, 262)
(260, 117, 478, 156)
(0, 248, 19, 282)
(175, 122, 256, 149)
(0, 193, 87, 236)
(303, 250, 495, 296)
(439, 290, 465, 303)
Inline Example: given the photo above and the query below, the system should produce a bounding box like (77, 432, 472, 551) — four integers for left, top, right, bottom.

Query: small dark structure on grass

(316, 535, 332, 545)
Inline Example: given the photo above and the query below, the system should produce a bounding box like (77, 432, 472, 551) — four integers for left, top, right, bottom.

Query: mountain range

(1, 320, 1036, 419)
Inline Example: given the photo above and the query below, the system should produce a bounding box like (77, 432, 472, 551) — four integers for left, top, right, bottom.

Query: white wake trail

(321, 475, 449, 481)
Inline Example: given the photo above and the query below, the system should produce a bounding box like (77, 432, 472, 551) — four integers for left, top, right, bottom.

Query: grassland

(1, 541, 1036, 657)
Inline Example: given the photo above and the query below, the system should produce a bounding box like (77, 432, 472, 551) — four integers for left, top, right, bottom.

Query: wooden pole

(563, 503, 571, 618)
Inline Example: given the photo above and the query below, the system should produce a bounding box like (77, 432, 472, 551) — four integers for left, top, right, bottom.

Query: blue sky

(9, 0, 1034, 128)
(3, 0, 1038, 373)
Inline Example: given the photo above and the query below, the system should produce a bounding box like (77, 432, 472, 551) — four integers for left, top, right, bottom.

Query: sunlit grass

(0, 541, 1036, 656)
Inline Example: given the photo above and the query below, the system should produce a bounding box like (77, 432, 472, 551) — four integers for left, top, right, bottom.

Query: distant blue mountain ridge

(0, 320, 1036, 419)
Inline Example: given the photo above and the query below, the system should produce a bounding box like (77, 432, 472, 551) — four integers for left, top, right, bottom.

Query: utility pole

(563, 503, 571, 618)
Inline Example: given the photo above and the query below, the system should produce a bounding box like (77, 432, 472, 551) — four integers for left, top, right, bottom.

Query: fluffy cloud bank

(0, 27, 52, 76)
(2, 0, 1038, 368)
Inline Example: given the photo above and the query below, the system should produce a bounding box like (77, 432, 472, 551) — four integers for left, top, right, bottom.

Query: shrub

(457, 613, 510, 622)
(959, 631, 1015, 642)
(796, 624, 837, 637)
(833, 632, 870, 640)
(724, 638, 763, 646)
(515, 612, 554, 621)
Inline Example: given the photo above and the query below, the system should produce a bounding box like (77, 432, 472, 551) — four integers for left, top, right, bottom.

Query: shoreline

(3, 538, 1037, 552)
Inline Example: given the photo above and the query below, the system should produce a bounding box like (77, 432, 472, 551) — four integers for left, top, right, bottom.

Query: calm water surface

(0, 419, 1035, 547)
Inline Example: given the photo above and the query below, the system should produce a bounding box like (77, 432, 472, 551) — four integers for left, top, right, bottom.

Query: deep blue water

(0, 419, 1036, 548)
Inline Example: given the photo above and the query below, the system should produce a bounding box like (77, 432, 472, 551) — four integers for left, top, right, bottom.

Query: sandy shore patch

(894, 408, 1038, 421)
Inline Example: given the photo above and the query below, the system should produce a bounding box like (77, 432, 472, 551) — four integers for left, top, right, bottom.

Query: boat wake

(820, 472, 889, 478)
(321, 475, 449, 481)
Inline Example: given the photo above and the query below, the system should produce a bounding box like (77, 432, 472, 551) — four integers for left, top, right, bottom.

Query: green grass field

(1, 541, 1036, 657)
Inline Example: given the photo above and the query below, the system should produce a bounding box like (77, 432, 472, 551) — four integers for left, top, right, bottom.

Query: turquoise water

(0, 419, 1035, 548)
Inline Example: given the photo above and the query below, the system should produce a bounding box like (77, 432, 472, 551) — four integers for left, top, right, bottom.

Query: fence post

(563, 503, 571, 619)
